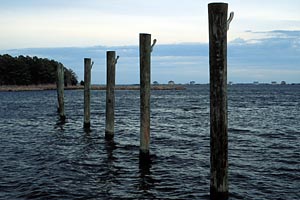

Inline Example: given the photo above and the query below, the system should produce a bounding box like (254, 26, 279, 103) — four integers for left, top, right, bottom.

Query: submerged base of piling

(84, 122, 90, 129)
(59, 115, 66, 123)
(210, 187, 228, 200)
(57, 107, 66, 122)
(139, 150, 152, 172)
(139, 149, 150, 161)
(105, 131, 114, 141)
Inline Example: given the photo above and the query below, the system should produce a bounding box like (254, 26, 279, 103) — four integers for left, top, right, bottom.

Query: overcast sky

(0, 0, 300, 84)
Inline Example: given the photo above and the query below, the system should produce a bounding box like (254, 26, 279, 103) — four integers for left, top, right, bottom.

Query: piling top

(208, 2, 228, 8)
(140, 33, 151, 36)
(208, 2, 228, 17)
(208, 2, 228, 5)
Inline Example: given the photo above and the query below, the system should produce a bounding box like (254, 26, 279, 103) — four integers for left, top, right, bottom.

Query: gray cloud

(229, 30, 300, 68)
(1, 30, 299, 84)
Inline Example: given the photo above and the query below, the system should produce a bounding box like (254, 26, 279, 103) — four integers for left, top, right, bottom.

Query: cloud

(229, 30, 300, 67)
(1, 30, 299, 84)
(240, 30, 300, 43)
(227, 30, 300, 82)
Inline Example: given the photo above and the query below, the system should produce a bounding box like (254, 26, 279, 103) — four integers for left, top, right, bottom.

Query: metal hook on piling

(91, 61, 94, 69)
(227, 12, 234, 31)
(151, 39, 157, 52)
(114, 56, 120, 65)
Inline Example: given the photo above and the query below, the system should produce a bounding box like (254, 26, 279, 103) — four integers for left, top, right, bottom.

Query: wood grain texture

(208, 3, 229, 200)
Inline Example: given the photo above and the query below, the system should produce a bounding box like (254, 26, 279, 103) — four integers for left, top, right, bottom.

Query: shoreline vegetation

(0, 84, 186, 92)
(0, 54, 78, 86)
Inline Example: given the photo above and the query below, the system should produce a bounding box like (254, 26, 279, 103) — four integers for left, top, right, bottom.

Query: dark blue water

(0, 85, 299, 199)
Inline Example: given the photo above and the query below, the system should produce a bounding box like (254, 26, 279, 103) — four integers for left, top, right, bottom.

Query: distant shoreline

(1, 83, 299, 92)
(0, 84, 186, 92)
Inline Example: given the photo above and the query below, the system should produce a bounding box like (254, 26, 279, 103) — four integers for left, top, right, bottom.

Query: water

(0, 85, 299, 199)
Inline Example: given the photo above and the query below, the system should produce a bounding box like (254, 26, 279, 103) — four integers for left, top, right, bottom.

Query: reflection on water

(55, 117, 66, 131)
(138, 156, 156, 199)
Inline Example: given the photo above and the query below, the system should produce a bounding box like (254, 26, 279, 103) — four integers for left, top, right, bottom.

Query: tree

(0, 54, 78, 86)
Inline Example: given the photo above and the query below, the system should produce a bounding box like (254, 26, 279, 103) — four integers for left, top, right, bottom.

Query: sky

(0, 0, 300, 84)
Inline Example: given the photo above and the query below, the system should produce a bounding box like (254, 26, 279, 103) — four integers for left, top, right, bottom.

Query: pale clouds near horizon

(2, 30, 299, 84)
(0, 0, 300, 49)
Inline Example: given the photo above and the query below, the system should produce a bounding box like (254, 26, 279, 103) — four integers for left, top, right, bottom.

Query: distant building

(271, 81, 277, 85)
(153, 81, 159, 85)
(280, 81, 286, 85)
(253, 81, 259, 85)
(190, 81, 195, 85)
(168, 80, 175, 85)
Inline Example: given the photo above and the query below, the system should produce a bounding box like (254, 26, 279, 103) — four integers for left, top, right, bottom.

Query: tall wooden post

(139, 33, 156, 159)
(84, 58, 93, 129)
(56, 63, 65, 121)
(208, 3, 233, 200)
(105, 51, 118, 140)
(140, 33, 151, 158)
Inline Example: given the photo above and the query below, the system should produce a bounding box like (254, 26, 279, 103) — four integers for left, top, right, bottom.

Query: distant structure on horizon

(153, 81, 159, 85)
(224, 81, 293, 85)
(280, 81, 286, 85)
(190, 81, 196, 85)
(168, 80, 175, 85)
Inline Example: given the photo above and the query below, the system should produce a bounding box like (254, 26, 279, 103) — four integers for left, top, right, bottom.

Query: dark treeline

(0, 54, 78, 86)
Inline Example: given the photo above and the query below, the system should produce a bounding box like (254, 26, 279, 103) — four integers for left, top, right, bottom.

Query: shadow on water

(102, 139, 120, 197)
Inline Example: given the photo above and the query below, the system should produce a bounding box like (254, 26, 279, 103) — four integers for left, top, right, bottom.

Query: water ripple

(0, 86, 299, 199)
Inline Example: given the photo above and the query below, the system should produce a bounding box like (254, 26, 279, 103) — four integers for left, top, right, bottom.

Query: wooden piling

(84, 58, 92, 129)
(56, 63, 65, 121)
(105, 51, 118, 140)
(139, 33, 155, 158)
(208, 3, 230, 200)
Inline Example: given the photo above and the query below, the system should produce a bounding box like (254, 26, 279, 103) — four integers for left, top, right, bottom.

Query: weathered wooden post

(105, 51, 119, 140)
(84, 58, 93, 129)
(208, 3, 233, 200)
(56, 63, 65, 121)
(139, 33, 156, 159)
